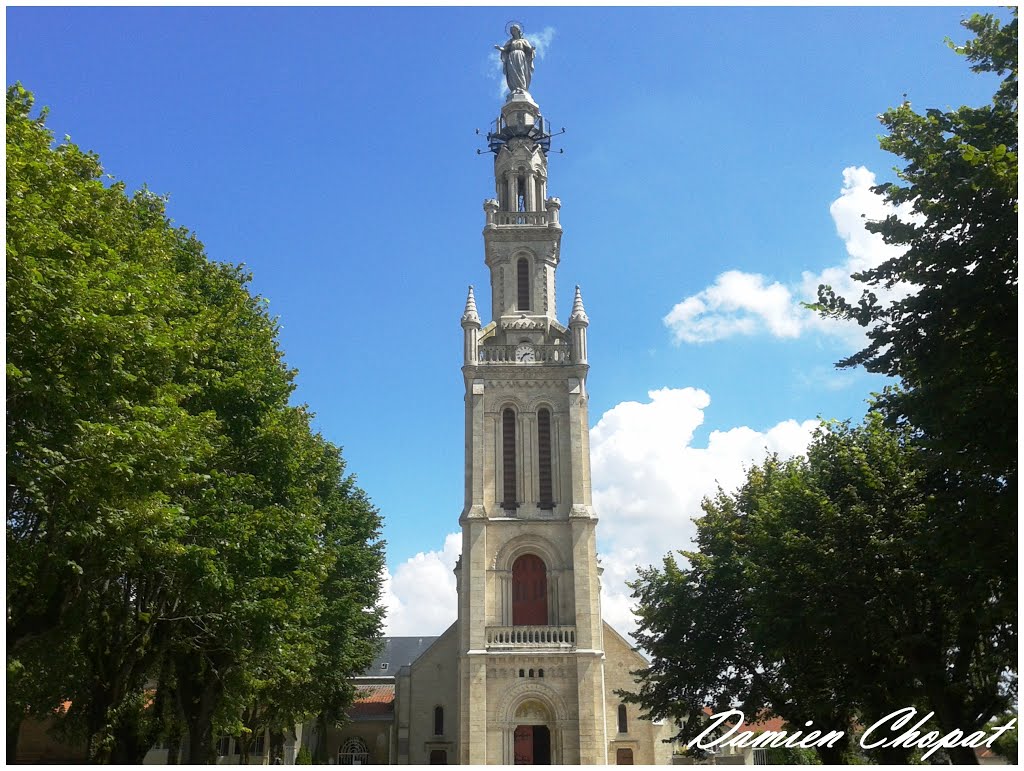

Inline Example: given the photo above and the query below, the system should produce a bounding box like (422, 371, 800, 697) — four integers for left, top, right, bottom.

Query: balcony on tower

(485, 625, 577, 650)
(484, 197, 560, 228)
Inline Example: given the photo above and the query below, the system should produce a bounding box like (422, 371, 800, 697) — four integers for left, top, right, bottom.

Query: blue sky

(7, 6, 1008, 635)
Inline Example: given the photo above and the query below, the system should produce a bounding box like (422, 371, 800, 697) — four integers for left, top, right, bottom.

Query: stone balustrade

(477, 344, 572, 364)
(493, 210, 548, 226)
(486, 625, 577, 649)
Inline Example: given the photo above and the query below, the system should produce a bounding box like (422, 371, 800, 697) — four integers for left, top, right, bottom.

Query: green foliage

(815, 12, 1017, 481)
(813, 10, 1017, 680)
(627, 411, 1013, 764)
(296, 745, 313, 764)
(986, 711, 1018, 763)
(808, 14, 1017, 762)
(6, 84, 385, 763)
(759, 742, 821, 765)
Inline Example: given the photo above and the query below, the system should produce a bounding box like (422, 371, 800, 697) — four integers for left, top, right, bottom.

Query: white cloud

(488, 26, 556, 99)
(663, 270, 803, 344)
(664, 166, 911, 345)
(381, 388, 817, 644)
(528, 26, 556, 61)
(381, 532, 460, 635)
(590, 388, 817, 637)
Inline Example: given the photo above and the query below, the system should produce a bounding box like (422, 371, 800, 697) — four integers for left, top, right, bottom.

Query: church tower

(455, 36, 608, 765)
(388, 27, 670, 767)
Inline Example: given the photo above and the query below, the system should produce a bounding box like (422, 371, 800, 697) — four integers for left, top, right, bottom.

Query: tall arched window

(434, 706, 444, 736)
(502, 408, 518, 510)
(517, 258, 530, 311)
(618, 704, 628, 734)
(537, 408, 554, 509)
(512, 554, 548, 625)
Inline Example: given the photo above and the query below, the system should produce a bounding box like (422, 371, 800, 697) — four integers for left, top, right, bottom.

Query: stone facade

(383, 86, 672, 765)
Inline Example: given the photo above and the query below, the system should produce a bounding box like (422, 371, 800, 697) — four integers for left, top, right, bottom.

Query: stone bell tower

(455, 64, 608, 764)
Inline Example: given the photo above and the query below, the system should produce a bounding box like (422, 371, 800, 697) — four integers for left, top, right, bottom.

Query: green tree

(811, 13, 1017, 760)
(986, 711, 1018, 763)
(814, 10, 1017, 684)
(7, 82, 222, 760)
(627, 412, 1013, 764)
(817, 11, 1016, 487)
(626, 454, 861, 764)
(6, 84, 385, 763)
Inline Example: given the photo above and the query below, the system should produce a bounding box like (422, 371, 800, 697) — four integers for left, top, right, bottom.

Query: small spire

(461, 285, 480, 326)
(569, 285, 589, 326)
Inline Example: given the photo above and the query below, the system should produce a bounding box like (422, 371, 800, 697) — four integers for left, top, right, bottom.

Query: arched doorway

(512, 554, 547, 625)
(514, 725, 551, 765)
(511, 699, 553, 765)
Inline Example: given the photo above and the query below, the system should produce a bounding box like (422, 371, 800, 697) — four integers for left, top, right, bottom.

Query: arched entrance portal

(514, 725, 551, 765)
(511, 699, 553, 765)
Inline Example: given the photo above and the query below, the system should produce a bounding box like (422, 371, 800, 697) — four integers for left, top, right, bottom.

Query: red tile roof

(701, 707, 787, 733)
(349, 685, 395, 719)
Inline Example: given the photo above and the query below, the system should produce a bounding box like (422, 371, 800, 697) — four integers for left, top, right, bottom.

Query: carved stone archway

(498, 683, 569, 764)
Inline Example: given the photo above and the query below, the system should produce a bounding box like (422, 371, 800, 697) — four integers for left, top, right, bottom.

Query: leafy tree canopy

(7, 84, 385, 764)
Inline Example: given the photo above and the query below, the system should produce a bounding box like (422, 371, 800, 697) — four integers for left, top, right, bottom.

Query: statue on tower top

(495, 23, 535, 96)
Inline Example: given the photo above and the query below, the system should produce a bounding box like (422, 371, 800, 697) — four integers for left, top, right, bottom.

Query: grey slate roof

(359, 636, 438, 677)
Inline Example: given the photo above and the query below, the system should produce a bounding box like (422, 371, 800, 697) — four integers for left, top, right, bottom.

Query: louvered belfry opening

(538, 408, 554, 509)
(517, 257, 530, 311)
(502, 408, 518, 510)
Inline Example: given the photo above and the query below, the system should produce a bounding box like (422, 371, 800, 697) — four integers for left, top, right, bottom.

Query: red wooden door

(512, 555, 548, 625)
(514, 726, 533, 765)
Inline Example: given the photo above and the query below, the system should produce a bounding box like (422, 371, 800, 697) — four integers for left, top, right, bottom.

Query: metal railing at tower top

(484, 112, 556, 154)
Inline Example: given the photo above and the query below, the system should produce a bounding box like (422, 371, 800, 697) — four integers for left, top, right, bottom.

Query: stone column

(575, 652, 608, 764)
(502, 572, 512, 625)
(506, 173, 517, 213)
(463, 379, 485, 518)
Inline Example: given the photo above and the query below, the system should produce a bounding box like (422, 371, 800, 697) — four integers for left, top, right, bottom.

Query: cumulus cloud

(381, 532, 460, 635)
(662, 270, 803, 343)
(663, 166, 912, 345)
(590, 388, 817, 637)
(380, 388, 817, 642)
(488, 25, 556, 99)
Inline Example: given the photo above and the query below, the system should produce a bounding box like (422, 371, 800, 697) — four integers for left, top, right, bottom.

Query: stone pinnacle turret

(569, 285, 589, 327)
(461, 285, 480, 327)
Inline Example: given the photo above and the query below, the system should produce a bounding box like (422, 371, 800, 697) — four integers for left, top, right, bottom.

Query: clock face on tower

(515, 343, 536, 363)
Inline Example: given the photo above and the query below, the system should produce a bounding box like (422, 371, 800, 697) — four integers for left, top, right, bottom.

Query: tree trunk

(947, 744, 980, 765)
(815, 741, 848, 764)
(238, 735, 251, 766)
(7, 709, 23, 764)
(175, 653, 226, 764)
(165, 734, 182, 765)
(313, 713, 329, 764)
(270, 728, 285, 764)
(110, 715, 149, 764)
